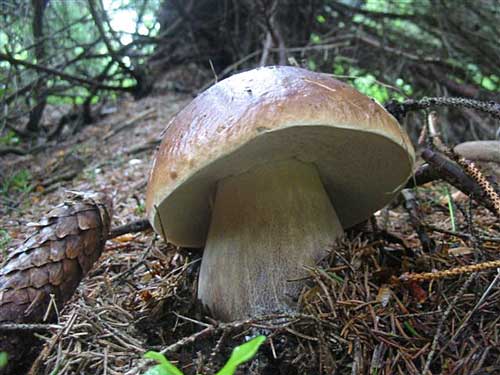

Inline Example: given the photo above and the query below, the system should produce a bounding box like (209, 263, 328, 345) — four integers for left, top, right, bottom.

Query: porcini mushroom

(454, 140, 500, 181)
(146, 66, 415, 321)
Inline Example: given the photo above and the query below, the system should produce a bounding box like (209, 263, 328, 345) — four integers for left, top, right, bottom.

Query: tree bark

(26, 0, 49, 134)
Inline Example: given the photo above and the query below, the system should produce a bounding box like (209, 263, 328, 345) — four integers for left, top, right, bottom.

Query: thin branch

(386, 97, 500, 121)
(421, 148, 498, 215)
(17, 14, 91, 55)
(425, 224, 500, 242)
(87, 0, 136, 79)
(0, 322, 62, 331)
(108, 219, 152, 239)
(0, 52, 134, 92)
(401, 188, 435, 252)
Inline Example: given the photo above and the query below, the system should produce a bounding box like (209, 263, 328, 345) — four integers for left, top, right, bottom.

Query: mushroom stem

(198, 159, 343, 321)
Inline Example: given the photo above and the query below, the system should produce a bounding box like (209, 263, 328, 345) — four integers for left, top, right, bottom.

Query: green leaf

(215, 336, 266, 375)
(316, 15, 326, 24)
(143, 351, 184, 375)
(143, 365, 168, 375)
(444, 186, 456, 232)
(403, 321, 419, 337)
(0, 352, 7, 368)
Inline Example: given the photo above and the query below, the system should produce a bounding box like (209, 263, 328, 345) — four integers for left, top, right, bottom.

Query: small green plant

(1, 169, 32, 196)
(135, 202, 146, 215)
(0, 352, 7, 368)
(443, 186, 457, 232)
(143, 335, 266, 375)
(0, 229, 10, 257)
(0, 131, 20, 146)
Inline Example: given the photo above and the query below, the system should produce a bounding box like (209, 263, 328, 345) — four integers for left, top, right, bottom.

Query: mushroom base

(198, 159, 344, 321)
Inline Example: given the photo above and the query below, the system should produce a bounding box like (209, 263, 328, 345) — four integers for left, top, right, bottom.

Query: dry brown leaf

(114, 233, 136, 243)
(448, 246, 474, 257)
(408, 280, 427, 303)
(376, 286, 392, 307)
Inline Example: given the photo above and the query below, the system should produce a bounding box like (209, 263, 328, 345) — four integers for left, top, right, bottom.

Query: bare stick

(406, 163, 440, 187)
(103, 108, 156, 140)
(0, 52, 134, 92)
(0, 323, 62, 331)
(421, 148, 498, 215)
(386, 97, 500, 121)
(108, 219, 152, 239)
(401, 188, 435, 252)
(425, 224, 500, 242)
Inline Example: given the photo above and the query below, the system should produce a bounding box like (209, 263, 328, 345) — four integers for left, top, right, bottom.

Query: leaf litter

(0, 89, 499, 374)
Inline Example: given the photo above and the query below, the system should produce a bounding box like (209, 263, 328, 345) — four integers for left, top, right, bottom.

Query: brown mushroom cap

(454, 141, 500, 164)
(454, 140, 500, 181)
(146, 66, 415, 247)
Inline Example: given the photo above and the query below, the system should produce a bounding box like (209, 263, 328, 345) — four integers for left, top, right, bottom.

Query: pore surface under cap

(146, 66, 415, 247)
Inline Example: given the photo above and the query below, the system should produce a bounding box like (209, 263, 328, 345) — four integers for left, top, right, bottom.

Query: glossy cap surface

(146, 66, 415, 247)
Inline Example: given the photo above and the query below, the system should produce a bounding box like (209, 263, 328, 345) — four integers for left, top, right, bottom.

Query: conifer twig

(385, 97, 500, 121)
(400, 260, 500, 282)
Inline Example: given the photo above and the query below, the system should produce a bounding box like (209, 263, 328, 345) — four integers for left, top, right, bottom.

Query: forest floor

(0, 85, 499, 375)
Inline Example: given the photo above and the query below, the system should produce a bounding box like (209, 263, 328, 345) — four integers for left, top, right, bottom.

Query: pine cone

(0, 191, 112, 323)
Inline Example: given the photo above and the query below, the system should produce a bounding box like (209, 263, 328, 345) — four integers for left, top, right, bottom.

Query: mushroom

(454, 141, 500, 181)
(146, 66, 415, 321)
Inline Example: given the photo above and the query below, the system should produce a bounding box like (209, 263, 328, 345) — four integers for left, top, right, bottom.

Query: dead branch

(401, 188, 435, 252)
(425, 224, 500, 243)
(0, 146, 28, 156)
(448, 150, 500, 216)
(126, 139, 161, 155)
(0, 52, 134, 92)
(0, 142, 53, 156)
(2, 37, 102, 107)
(103, 108, 157, 140)
(108, 219, 152, 239)
(421, 148, 498, 215)
(87, 0, 138, 81)
(407, 163, 440, 187)
(18, 14, 91, 55)
(0, 322, 61, 332)
(386, 97, 500, 122)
